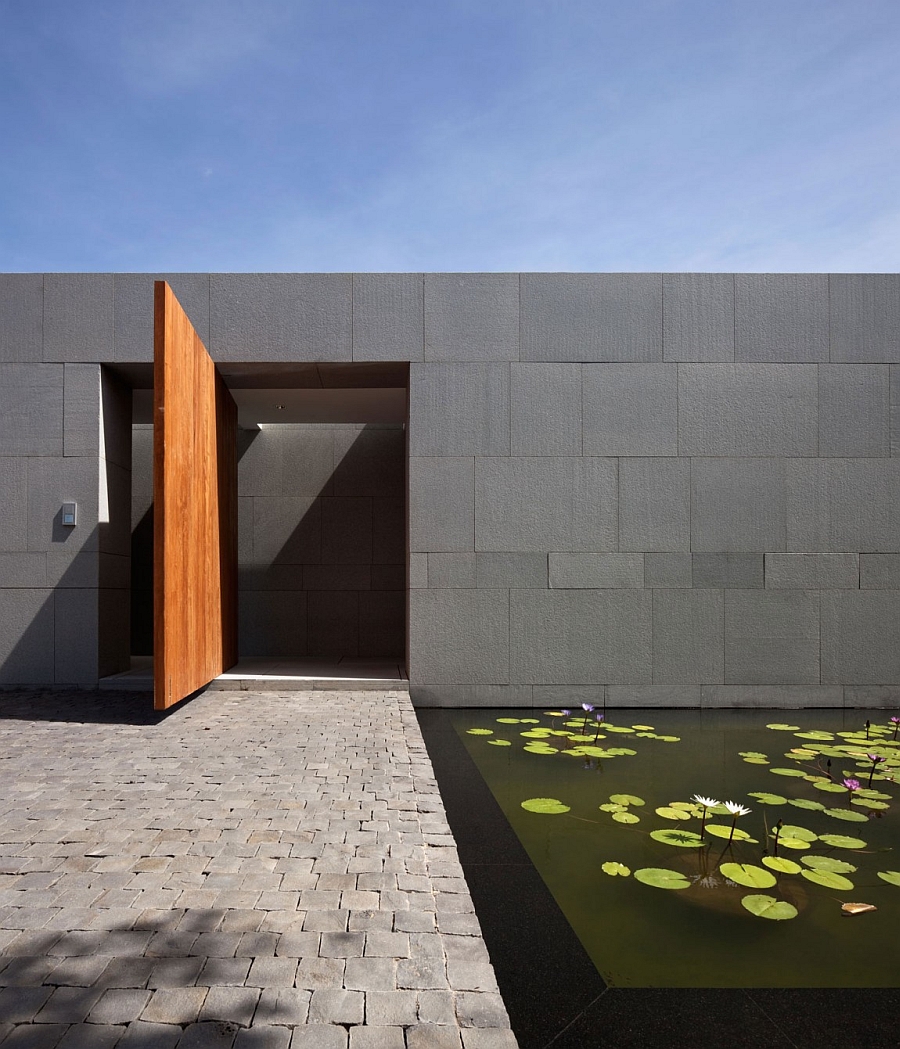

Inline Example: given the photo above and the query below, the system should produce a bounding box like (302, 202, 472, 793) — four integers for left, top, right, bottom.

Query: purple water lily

(867, 754, 886, 788)
(592, 712, 605, 743)
(891, 715, 900, 740)
(843, 777, 861, 805)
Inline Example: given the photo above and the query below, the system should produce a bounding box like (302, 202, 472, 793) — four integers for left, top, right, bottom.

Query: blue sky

(1, 0, 898, 271)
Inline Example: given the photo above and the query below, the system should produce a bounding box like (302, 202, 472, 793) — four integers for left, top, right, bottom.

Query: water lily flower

(592, 712, 605, 743)
(691, 795, 719, 837)
(723, 801, 751, 845)
(582, 703, 595, 713)
(561, 709, 571, 717)
(843, 777, 861, 791)
(866, 754, 886, 788)
(891, 716, 900, 740)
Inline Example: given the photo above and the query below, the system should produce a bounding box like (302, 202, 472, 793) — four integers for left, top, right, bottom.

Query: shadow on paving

(0, 690, 199, 727)
(416, 707, 900, 1049)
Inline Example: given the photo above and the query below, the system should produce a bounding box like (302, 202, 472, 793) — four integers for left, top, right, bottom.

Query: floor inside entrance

(100, 658, 408, 692)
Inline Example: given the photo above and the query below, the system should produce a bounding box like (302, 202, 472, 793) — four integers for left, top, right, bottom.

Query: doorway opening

(106, 360, 409, 692)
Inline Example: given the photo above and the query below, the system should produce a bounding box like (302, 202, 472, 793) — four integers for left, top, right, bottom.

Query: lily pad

(741, 894, 798, 920)
(743, 757, 770, 765)
(655, 806, 692, 821)
(801, 868, 854, 891)
(795, 730, 835, 741)
(720, 862, 777, 889)
(599, 803, 626, 813)
(779, 825, 817, 842)
(496, 718, 521, 724)
(519, 718, 540, 724)
(802, 856, 857, 874)
(813, 781, 849, 793)
(601, 861, 631, 877)
(774, 836, 811, 851)
(769, 768, 808, 777)
(612, 811, 640, 824)
(524, 744, 558, 755)
(762, 856, 802, 875)
(606, 747, 637, 756)
(609, 793, 645, 806)
(747, 792, 787, 805)
(606, 725, 636, 734)
(655, 735, 681, 742)
(634, 867, 691, 889)
(767, 723, 801, 731)
(649, 828, 705, 848)
(876, 871, 900, 887)
(632, 724, 655, 731)
(520, 729, 553, 738)
(466, 728, 493, 735)
(704, 825, 757, 843)
(521, 798, 570, 814)
(823, 807, 869, 823)
(788, 799, 825, 811)
(487, 739, 512, 747)
(577, 746, 612, 757)
(851, 798, 889, 810)
(818, 834, 867, 849)
(739, 751, 768, 759)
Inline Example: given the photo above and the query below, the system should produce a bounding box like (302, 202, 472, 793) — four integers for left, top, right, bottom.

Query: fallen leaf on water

(841, 902, 877, 916)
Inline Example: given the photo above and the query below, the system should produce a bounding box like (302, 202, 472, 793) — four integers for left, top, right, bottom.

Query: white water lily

(723, 801, 752, 816)
(691, 794, 719, 808)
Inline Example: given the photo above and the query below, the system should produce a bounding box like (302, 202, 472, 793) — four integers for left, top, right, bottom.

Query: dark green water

(452, 707, 900, 987)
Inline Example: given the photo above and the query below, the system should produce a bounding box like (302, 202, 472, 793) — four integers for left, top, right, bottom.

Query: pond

(452, 707, 900, 988)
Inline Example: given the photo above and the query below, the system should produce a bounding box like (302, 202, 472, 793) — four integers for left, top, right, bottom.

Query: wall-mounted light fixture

(61, 502, 77, 526)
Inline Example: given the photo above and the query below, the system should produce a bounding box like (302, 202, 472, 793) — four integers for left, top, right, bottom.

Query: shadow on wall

(130, 422, 406, 661)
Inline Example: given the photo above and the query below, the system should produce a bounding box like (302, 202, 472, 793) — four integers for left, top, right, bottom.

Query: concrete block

(114, 274, 210, 362)
(410, 553, 427, 589)
(549, 553, 643, 588)
(54, 588, 99, 684)
(409, 457, 474, 552)
(0, 552, 46, 586)
(43, 273, 115, 362)
(0, 273, 43, 362)
(409, 363, 509, 455)
(701, 685, 843, 708)
(26, 456, 100, 557)
(409, 589, 509, 685)
(822, 590, 900, 684)
(238, 590, 307, 658)
(424, 273, 518, 362)
(619, 458, 690, 551)
(475, 552, 547, 588)
(239, 563, 305, 591)
(238, 428, 287, 497)
(520, 273, 662, 362)
(0, 588, 55, 685)
(46, 549, 99, 588)
(678, 364, 818, 456)
(98, 586, 130, 677)
(510, 363, 581, 455)
(352, 273, 424, 361)
(0, 457, 29, 550)
(892, 406, 900, 457)
(210, 273, 351, 362)
(652, 589, 724, 684)
(734, 274, 829, 362)
(606, 685, 701, 707)
(284, 427, 341, 497)
(509, 588, 651, 684)
(100, 367, 133, 470)
(322, 498, 373, 564)
(100, 460, 133, 557)
(662, 273, 734, 362)
(765, 553, 858, 589)
(532, 684, 605, 708)
(427, 554, 476, 589)
(333, 448, 403, 500)
(371, 496, 405, 564)
(786, 459, 900, 551)
(583, 364, 677, 455)
(0, 363, 64, 455)
(359, 590, 405, 657)
(644, 553, 692, 588)
(692, 553, 764, 589)
(818, 364, 890, 456)
(860, 553, 900, 589)
(691, 458, 786, 551)
(333, 423, 405, 460)
(844, 686, 900, 708)
(830, 274, 900, 362)
(476, 456, 617, 552)
(308, 590, 359, 657)
(252, 497, 322, 564)
(725, 590, 819, 684)
(303, 564, 371, 590)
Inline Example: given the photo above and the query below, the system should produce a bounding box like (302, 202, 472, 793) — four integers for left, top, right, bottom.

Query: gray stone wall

(2, 271, 900, 705)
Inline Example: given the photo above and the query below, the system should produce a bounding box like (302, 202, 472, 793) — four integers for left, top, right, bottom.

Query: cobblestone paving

(0, 689, 517, 1048)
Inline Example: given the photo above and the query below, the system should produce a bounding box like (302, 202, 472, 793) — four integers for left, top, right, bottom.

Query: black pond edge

(416, 707, 900, 1049)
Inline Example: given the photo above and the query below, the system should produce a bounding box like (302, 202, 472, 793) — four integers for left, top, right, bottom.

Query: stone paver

(0, 688, 517, 1046)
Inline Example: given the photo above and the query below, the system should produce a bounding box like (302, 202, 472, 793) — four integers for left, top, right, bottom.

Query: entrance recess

(153, 282, 238, 710)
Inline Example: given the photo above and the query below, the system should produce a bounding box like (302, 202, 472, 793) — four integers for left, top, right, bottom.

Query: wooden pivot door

(153, 281, 238, 710)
